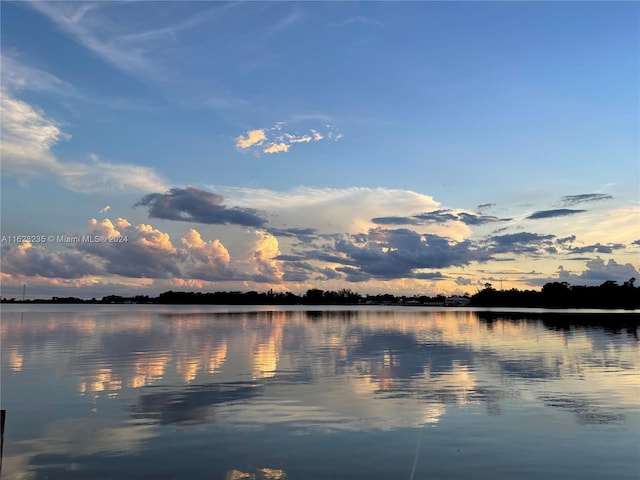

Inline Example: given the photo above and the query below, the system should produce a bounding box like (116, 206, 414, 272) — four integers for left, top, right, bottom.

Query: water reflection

(1, 306, 638, 480)
(226, 468, 286, 480)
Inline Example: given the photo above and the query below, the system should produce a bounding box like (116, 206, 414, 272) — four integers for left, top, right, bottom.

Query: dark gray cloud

(560, 194, 613, 206)
(414, 271, 446, 280)
(487, 232, 555, 255)
(477, 203, 495, 211)
(282, 271, 311, 282)
(274, 254, 306, 261)
(370, 216, 419, 225)
(414, 210, 460, 223)
(335, 266, 373, 282)
(315, 267, 342, 281)
(632, 239, 640, 246)
(556, 235, 577, 245)
(305, 228, 490, 280)
(457, 212, 510, 225)
(568, 243, 625, 254)
(135, 186, 267, 227)
(526, 209, 586, 220)
(455, 276, 473, 286)
(372, 209, 510, 226)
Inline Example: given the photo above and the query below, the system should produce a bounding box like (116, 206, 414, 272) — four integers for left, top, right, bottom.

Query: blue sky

(1, 1, 639, 298)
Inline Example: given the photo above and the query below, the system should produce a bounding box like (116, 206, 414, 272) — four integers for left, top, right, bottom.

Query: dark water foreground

(1, 305, 638, 479)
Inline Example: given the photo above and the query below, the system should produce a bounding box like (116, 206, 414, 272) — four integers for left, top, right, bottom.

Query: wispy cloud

(235, 123, 341, 155)
(1, 55, 78, 98)
(373, 209, 511, 227)
(526, 209, 586, 220)
(1, 89, 168, 193)
(266, 9, 305, 36)
(27, 1, 155, 78)
(332, 16, 385, 28)
(26, 1, 240, 99)
(560, 193, 613, 206)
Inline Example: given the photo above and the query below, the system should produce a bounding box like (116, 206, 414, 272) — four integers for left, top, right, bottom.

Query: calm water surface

(2, 305, 639, 479)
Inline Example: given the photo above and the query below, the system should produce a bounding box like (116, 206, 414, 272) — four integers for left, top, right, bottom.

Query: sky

(1, 1, 639, 299)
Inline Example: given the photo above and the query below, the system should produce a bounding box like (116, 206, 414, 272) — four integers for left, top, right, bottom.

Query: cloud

(535, 258, 640, 287)
(267, 227, 318, 243)
(1, 242, 100, 279)
(49, 218, 238, 281)
(1, 54, 141, 109)
(211, 185, 459, 239)
(526, 209, 586, 220)
(567, 243, 626, 255)
(372, 209, 510, 227)
(181, 229, 235, 281)
(1, 55, 77, 98)
(27, 1, 156, 78)
(477, 203, 495, 212)
(487, 232, 555, 256)
(251, 231, 284, 283)
(560, 194, 613, 206)
(303, 228, 489, 281)
(99, 206, 111, 214)
(235, 123, 341, 155)
(235, 129, 267, 149)
(134, 187, 267, 228)
(263, 142, 289, 154)
(65, 154, 170, 193)
(78, 218, 182, 278)
(1, 89, 168, 193)
(332, 16, 384, 27)
(0, 88, 66, 174)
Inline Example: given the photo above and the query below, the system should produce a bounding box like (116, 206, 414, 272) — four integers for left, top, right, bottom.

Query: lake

(1, 305, 639, 479)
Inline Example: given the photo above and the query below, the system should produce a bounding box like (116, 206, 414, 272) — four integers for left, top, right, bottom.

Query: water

(2, 305, 639, 479)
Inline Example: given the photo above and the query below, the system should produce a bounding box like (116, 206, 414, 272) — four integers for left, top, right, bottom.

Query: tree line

(471, 278, 639, 309)
(2, 279, 638, 309)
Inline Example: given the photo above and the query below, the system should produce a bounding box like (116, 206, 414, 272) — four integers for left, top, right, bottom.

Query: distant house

(445, 296, 471, 306)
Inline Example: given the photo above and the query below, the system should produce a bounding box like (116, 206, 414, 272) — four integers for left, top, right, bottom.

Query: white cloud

(263, 142, 289, 154)
(1, 90, 168, 193)
(0, 89, 66, 174)
(235, 123, 341, 155)
(211, 185, 470, 239)
(63, 154, 169, 194)
(251, 231, 284, 282)
(235, 129, 267, 149)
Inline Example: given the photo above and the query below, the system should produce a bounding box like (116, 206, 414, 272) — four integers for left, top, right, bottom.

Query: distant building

(445, 296, 471, 306)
